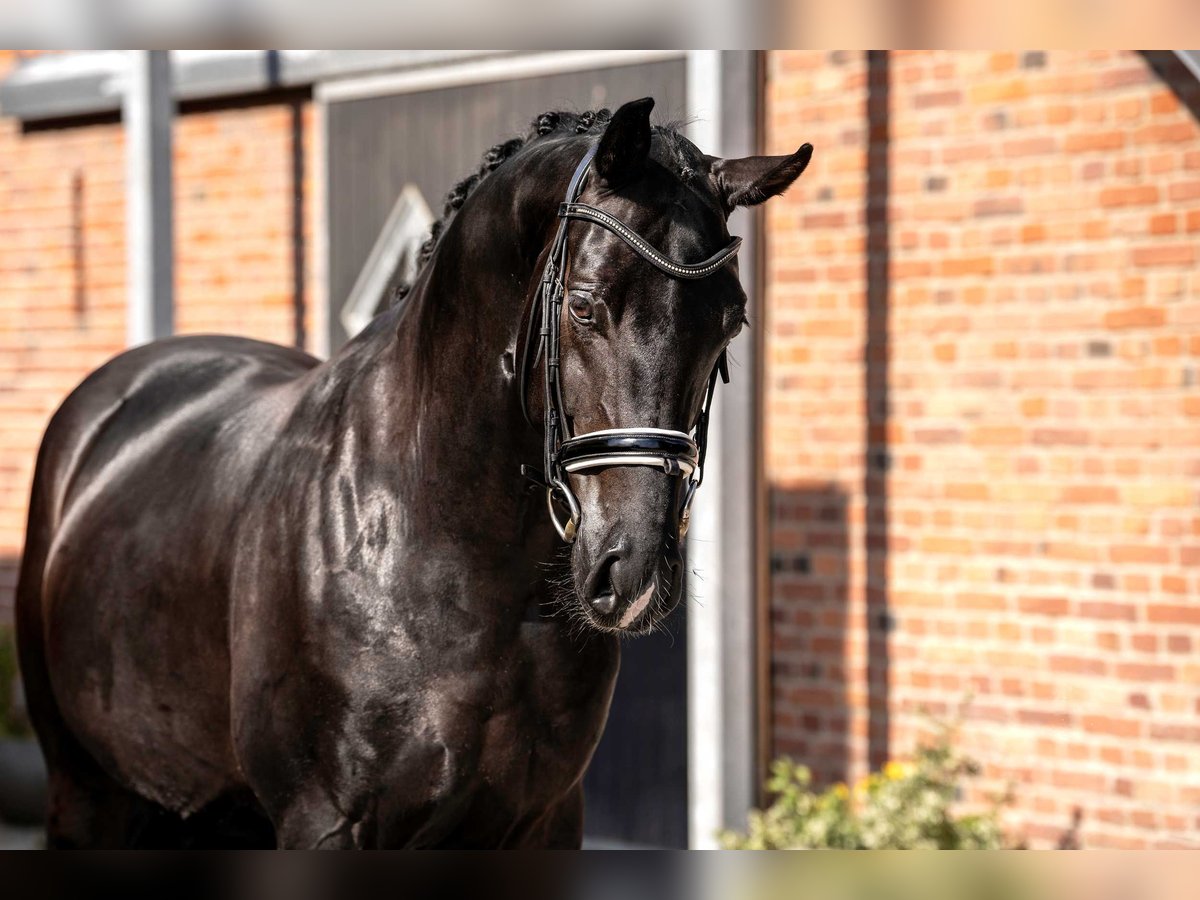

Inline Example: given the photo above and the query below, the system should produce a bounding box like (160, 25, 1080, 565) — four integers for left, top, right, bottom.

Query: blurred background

(0, 49, 1198, 850)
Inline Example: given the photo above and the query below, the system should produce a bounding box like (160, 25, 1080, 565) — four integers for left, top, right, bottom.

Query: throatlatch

(520, 143, 739, 544)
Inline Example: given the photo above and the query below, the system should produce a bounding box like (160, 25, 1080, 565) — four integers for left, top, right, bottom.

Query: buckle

(546, 480, 580, 544)
(520, 465, 548, 488)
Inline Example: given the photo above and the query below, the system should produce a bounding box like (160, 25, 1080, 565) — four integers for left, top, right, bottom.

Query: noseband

(519, 144, 741, 544)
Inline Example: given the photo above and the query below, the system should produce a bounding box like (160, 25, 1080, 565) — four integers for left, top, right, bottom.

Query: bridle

(519, 143, 741, 544)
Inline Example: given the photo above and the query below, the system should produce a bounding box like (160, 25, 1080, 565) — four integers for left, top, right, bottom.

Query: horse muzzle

(578, 532, 684, 632)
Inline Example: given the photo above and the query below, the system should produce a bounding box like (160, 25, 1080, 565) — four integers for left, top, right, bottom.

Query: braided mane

(392, 107, 698, 305)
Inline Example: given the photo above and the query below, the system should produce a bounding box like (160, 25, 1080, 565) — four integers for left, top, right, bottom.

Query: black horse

(16, 98, 811, 848)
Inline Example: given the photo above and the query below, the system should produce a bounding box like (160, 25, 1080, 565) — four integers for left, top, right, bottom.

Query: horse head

(529, 98, 813, 634)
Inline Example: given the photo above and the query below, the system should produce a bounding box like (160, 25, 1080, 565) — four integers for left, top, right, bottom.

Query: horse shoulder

(34, 336, 317, 815)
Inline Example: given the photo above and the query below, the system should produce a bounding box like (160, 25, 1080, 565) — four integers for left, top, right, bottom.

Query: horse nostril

(586, 550, 615, 594)
(591, 593, 617, 615)
(585, 547, 624, 614)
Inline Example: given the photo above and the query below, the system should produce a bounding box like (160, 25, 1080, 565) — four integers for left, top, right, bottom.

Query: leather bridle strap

(519, 142, 740, 544)
(517, 147, 596, 430)
(558, 203, 742, 280)
(559, 427, 700, 476)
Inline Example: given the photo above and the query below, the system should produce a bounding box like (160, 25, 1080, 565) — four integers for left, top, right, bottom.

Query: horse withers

(16, 98, 811, 847)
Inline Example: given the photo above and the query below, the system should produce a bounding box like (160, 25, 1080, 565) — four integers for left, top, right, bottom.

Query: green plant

(721, 717, 1007, 849)
(0, 624, 33, 739)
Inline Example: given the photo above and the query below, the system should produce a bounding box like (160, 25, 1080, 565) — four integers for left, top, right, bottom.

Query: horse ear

(710, 143, 813, 209)
(594, 97, 654, 184)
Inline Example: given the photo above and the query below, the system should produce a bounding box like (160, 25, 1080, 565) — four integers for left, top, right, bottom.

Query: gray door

(324, 59, 690, 847)
(326, 59, 689, 348)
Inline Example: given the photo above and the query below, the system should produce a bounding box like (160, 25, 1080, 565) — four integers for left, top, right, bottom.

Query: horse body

(16, 100, 810, 847)
(22, 320, 616, 847)
(21, 147, 616, 845)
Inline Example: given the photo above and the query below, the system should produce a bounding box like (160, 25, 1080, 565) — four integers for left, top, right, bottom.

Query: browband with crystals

(557, 203, 743, 280)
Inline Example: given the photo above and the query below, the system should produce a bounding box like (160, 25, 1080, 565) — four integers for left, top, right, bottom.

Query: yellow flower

(833, 782, 849, 800)
(884, 760, 914, 781)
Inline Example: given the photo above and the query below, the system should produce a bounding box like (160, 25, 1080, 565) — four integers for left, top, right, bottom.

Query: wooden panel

(326, 59, 687, 346)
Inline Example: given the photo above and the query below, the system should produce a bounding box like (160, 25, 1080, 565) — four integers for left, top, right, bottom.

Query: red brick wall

(0, 51, 316, 618)
(175, 100, 316, 342)
(766, 50, 1200, 849)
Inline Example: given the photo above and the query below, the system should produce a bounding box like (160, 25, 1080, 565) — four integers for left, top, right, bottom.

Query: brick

(1149, 724, 1200, 743)
(969, 79, 1030, 103)
(914, 89, 963, 108)
(1051, 655, 1108, 676)
(1132, 122, 1197, 144)
(1162, 574, 1188, 595)
(1148, 605, 1200, 626)
(969, 425, 1023, 446)
(1168, 180, 1200, 202)
(945, 482, 988, 500)
(1149, 213, 1177, 235)
(1060, 485, 1119, 504)
(1021, 397, 1047, 417)
(940, 256, 995, 276)
(1110, 544, 1171, 565)
(1132, 245, 1196, 267)
(974, 197, 1023, 217)
(912, 427, 962, 444)
(1031, 427, 1088, 445)
(921, 535, 974, 555)
(1051, 769, 1107, 791)
(1019, 595, 1069, 617)
(1123, 483, 1194, 507)
(955, 591, 1007, 611)
(1021, 223, 1046, 243)
(1065, 131, 1125, 152)
(1003, 136, 1056, 157)
(1116, 662, 1175, 682)
(1018, 709, 1072, 727)
(1099, 185, 1159, 207)
(1082, 715, 1142, 738)
(1150, 91, 1179, 115)
(1077, 601, 1136, 622)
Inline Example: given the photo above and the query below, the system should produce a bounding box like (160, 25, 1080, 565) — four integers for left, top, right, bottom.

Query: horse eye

(568, 294, 594, 323)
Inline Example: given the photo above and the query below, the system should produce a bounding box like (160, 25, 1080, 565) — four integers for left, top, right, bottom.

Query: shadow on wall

(769, 50, 893, 789)
(770, 485, 854, 787)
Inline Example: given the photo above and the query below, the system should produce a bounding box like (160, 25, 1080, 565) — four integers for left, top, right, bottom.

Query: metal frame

(1176, 50, 1200, 81)
(314, 51, 685, 104)
(684, 49, 760, 849)
(750, 50, 773, 810)
(338, 185, 435, 339)
(311, 95, 331, 359)
(123, 51, 174, 346)
(0, 51, 496, 121)
(312, 49, 760, 848)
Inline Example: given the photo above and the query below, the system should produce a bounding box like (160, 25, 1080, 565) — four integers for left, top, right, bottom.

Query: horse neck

(323, 154, 564, 547)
